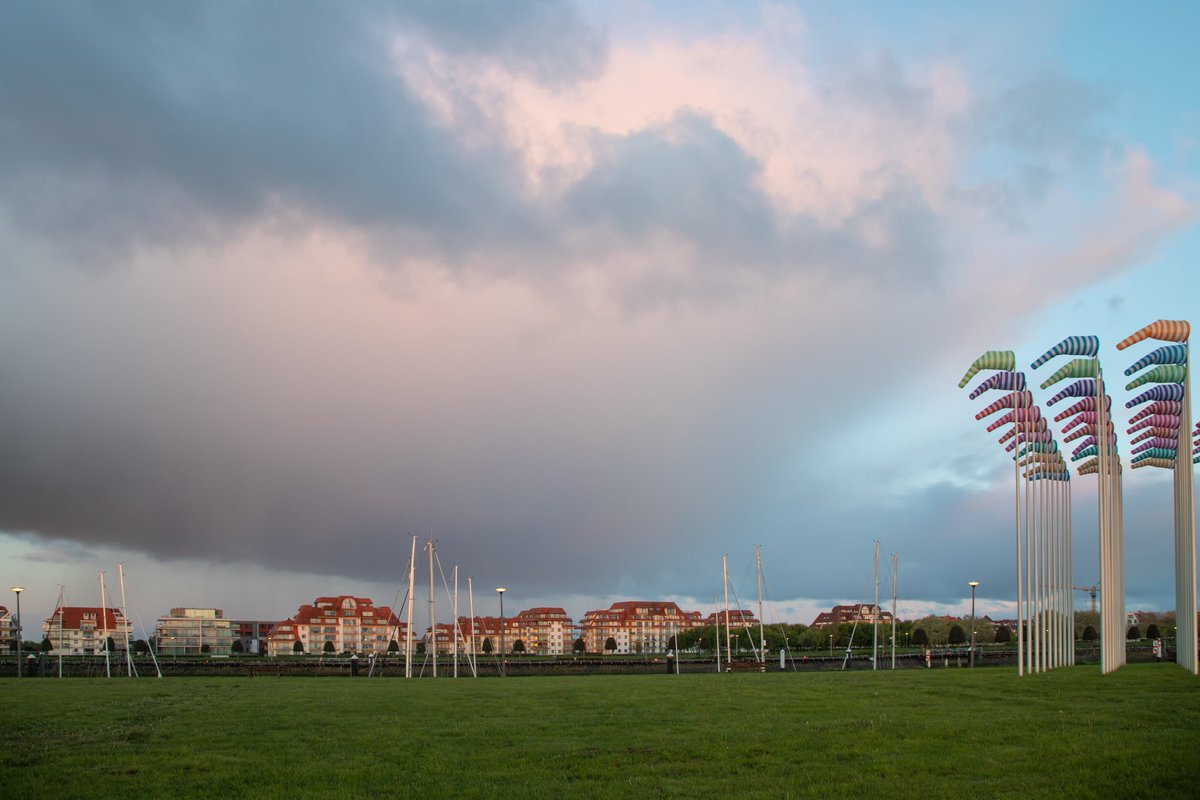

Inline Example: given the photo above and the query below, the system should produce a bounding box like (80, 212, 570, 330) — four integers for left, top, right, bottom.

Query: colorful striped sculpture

(986, 406, 1041, 432)
(975, 391, 1035, 419)
(1126, 365, 1188, 390)
(1115, 319, 1191, 349)
(1131, 427, 1179, 444)
(1126, 384, 1185, 407)
(1046, 379, 1099, 405)
(1132, 439, 1178, 454)
(1124, 344, 1188, 375)
(1030, 336, 1100, 369)
(958, 350, 1017, 387)
(1040, 358, 1101, 389)
(1128, 415, 1181, 434)
(1130, 400, 1183, 423)
(1132, 458, 1178, 470)
(969, 371, 1027, 399)
(1053, 396, 1109, 421)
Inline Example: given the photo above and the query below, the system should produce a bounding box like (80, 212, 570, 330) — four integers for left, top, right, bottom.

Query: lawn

(2, 664, 1198, 799)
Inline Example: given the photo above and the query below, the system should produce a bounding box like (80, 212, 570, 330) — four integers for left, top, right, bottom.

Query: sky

(2, 1, 1198, 638)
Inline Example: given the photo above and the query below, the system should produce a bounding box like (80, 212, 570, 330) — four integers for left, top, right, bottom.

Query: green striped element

(1040, 358, 1100, 389)
(1125, 365, 1187, 390)
(958, 350, 1016, 388)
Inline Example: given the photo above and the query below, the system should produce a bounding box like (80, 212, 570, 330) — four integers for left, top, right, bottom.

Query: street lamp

(968, 581, 980, 668)
(496, 587, 507, 678)
(11, 586, 23, 679)
(828, 633, 833, 656)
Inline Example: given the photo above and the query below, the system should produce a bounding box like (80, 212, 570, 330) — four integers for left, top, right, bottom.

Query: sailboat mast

(713, 595, 722, 673)
(428, 538, 437, 678)
(722, 555, 732, 664)
(99, 571, 111, 678)
(468, 576, 477, 677)
(406, 534, 416, 678)
(56, 584, 65, 678)
(453, 564, 459, 679)
(756, 545, 764, 664)
(891, 553, 898, 670)
(873, 540, 880, 671)
(118, 562, 133, 676)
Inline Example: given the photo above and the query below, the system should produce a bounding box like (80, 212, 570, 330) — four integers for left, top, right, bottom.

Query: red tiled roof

(46, 606, 127, 630)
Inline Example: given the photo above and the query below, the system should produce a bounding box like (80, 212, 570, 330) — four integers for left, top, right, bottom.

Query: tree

(1082, 625, 1097, 641)
(573, 637, 585, 654)
(1127, 626, 1140, 640)
(133, 639, 150, 654)
(388, 639, 400, 653)
(201, 643, 211, 654)
(481, 637, 493, 654)
(604, 636, 618, 653)
(948, 625, 966, 645)
(293, 640, 304, 654)
(231, 640, 244, 654)
(667, 634, 680, 652)
(415, 641, 425, 655)
(39, 637, 53, 653)
(994, 626, 1011, 644)
(105, 636, 116, 653)
(512, 639, 525, 654)
(323, 641, 336, 654)
(1147, 623, 1161, 639)
(912, 628, 929, 646)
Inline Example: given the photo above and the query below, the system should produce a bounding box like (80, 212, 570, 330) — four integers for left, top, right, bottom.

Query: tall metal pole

(873, 540, 880, 671)
(118, 563, 133, 676)
(891, 554, 898, 670)
(428, 539, 437, 678)
(497, 587, 507, 677)
(468, 577, 477, 677)
(713, 596, 722, 673)
(10, 587, 22, 679)
(405, 534, 416, 679)
(755, 545, 765, 665)
(969, 581, 979, 667)
(452, 564, 459, 679)
(722, 555, 732, 665)
(99, 571, 111, 678)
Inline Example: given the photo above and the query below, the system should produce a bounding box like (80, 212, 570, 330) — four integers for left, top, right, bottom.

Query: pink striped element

(1053, 396, 1110, 421)
(1130, 401, 1183, 423)
(1064, 423, 1112, 443)
(1005, 430, 1055, 451)
(1061, 412, 1097, 433)
(1128, 415, 1181, 434)
(1133, 438, 1178, 454)
(986, 406, 1041, 432)
(975, 391, 1034, 419)
(1072, 437, 1098, 457)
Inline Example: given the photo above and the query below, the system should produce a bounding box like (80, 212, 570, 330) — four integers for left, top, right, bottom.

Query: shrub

(1147, 623, 1161, 639)
(1127, 626, 1140, 640)
(604, 637, 618, 652)
(573, 637, 585, 654)
(1082, 625, 1097, 641)
(231, 640, 244, 653)
(948, 625, 966, 645)
(512, 639, 525, 653)
(388, 640, 400, 653)
(293, 640, 304, 654)
(994, 626, 1011, 644)
(912, 628, 928, 646)
(482, 638, 492, 654)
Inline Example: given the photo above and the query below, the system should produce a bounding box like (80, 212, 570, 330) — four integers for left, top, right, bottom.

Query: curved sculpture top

(1129, 400, 1183, 423)
(1132, 438, 1178, 454)
(1132, 448, 1176, 463)
(958, 350, 1017, 387)
(1116, 319, 1190, 350)
(1047, 379, 1098, 405)
(1030, 336, 1100, 369)
(1127, 414, 1181, 434)
(1126, 384, 1185, 408)
(969, 371, 1026, 399)
(1132, 427, 1181, 444)
(1132, 457, 1177, 470)
(986, 406, 1041, 432)
(1005, 430, 1054, 451)
(1125, 365, 1188, 391)
(975, 391, 1035, 419)
(1040, 358, 1100, 389)
(1053, 397, 1109, 421)
(1123, 344, 1188, 375)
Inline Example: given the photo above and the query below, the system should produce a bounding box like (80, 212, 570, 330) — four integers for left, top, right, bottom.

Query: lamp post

(828, 634, 833, 656)
(11, 586, 23, 679)
(968, 581, 980, 668)
(496, 587, 507, 678)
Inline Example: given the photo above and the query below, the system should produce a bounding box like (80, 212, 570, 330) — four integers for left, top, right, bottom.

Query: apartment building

(231, 619, 277, 655)
(422, 608, 575, 656)
(0, 606, 15, 651)
(580, 601, 702, 655)
(267, 595, 404, 656)
(702, 609, 760, 629)
(809, 604, 894, 628)
(41, 606, 133, 655)
(154, 608, 237, 656)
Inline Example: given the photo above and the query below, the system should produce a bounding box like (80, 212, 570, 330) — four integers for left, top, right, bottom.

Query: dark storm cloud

(0, 1, 599, 262)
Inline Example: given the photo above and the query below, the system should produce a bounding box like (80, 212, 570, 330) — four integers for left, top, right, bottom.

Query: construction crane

(1073, 584, 1100, 613)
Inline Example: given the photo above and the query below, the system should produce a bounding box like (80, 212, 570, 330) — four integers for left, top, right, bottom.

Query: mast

(118, 562, 133, 677)
(468, 576, 477, 677)
(452, 564, 459, 679)
(99, 571, 111, 678)
(713, 595, 722, 673)
(722, 555, 732, 664)
(56, 584, 65, 678)
(406, 534, 416, 678)
(891, 553, 898, 670)
(873, 540, 880, 671)
(756, 545, 765, 664)
(428, 538, 437, 678)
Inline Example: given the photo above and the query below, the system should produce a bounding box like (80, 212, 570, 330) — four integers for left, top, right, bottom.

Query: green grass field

(2, 664, 1198, 799)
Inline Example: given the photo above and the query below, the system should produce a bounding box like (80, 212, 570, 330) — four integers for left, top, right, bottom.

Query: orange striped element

(1115, 320, 1190, 350)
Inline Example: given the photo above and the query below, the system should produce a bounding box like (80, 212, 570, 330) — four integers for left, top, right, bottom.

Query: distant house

(0, 606, 14, 650)
(42, 606, 133, 655)
(154, 608, 237, 656)
(267, 595, 403, 656)
(702, 609, 760, 629)
(809, 604, 894, 629)
(422, 608, 574, 655)
(580, 601, 703, 655)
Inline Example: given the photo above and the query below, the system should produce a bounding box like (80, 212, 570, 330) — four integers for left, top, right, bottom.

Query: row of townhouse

(17, 596, 761, 658)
